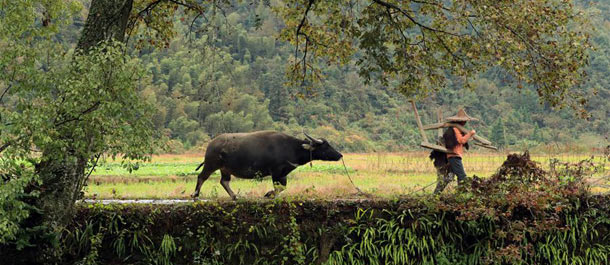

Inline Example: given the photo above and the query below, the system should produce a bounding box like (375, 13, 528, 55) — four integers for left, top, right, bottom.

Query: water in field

(85, 152, 609, 200)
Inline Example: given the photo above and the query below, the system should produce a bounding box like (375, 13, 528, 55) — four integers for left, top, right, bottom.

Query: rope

(341, 157, 374, 197)
(405, 180, 438, 195)
(340, 157, 440, 197)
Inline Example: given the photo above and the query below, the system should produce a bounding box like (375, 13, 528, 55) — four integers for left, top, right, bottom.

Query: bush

(0, 160, 38, 247)
(40, 192, 609, 265)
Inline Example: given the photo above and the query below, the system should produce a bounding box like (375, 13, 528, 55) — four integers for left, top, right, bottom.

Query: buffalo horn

(304, 132, 323, 144)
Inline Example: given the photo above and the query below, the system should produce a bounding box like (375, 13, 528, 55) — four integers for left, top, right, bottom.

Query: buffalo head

(303, 132, 343, 161)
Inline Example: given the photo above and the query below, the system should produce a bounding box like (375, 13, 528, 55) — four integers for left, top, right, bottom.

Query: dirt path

(80, 197, 383, 204)
(81, 199, 204, 204)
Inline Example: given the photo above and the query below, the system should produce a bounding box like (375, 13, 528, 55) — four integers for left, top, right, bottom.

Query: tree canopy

(277, 0, 592, 115)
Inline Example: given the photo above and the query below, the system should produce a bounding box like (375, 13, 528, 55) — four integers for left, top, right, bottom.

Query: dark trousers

(448, 157, 467, 182)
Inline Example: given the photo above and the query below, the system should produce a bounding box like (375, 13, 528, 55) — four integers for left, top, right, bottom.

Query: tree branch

(168, 0, 198, 10)
(0, 68, 17, 104)
(187, 11, 206, 42)
(295, 0, 315, 84)
(433, 32, 465, 66)
(411, 0, 451, 12)
(371, 0, 461, 37)
(0, 142, 10, 153)
(126, 0, 165, 40)
(466, 18, 480, 37)
(296, 0, 315, 41)
(0, 83, 11, 103)
(502, 24, 552, 65)
(0, 135, 26, 154)
(383, 8, 423, 46)
(0, 97, 101, 156)
(54, 101, 101, 128)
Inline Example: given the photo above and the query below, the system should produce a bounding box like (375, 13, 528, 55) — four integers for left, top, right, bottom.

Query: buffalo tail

(195, 161, 205, 171)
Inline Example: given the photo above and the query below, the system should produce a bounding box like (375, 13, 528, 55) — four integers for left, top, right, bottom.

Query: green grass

(92, 162, 355, 178)
(93, 162, 201, 177)
(86, 172, 439, 200)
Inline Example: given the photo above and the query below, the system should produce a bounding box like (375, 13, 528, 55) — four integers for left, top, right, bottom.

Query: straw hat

(445, 108, 479, 122)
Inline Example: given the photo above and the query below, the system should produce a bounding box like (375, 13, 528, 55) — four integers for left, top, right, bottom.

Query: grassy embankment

(84, 152, 608, 199)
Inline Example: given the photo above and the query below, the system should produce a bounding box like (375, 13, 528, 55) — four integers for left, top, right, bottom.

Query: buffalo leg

(265, 174, 287, 198)
(220, 170, 237, 200)
(191, 165, 215, 199)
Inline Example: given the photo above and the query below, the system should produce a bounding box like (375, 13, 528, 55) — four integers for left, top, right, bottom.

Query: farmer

(430, 149, 454, 194)
(433, 109, 477, 193)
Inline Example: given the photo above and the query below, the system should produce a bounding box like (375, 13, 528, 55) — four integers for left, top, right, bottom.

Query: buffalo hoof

(264, 190, 276, 199)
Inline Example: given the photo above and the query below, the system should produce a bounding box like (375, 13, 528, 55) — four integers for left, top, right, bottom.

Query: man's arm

(453, 127, 476, 144)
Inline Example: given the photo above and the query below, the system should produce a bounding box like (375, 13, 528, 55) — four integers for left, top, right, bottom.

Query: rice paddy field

(85, 151, 609, 200)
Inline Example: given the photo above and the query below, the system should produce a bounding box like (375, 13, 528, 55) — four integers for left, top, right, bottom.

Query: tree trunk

(31, 1, 134, 263)
(35, 150, 88, 228)
(77, 0, 134, 51)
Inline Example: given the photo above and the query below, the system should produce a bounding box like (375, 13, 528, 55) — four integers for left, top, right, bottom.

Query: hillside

(73, 0, 610, 152)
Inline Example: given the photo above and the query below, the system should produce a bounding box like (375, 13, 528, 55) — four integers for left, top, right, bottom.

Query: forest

(55, 0, 609, 153)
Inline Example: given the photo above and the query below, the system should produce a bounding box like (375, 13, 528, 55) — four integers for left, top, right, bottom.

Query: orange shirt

(447, 127, 475, 158)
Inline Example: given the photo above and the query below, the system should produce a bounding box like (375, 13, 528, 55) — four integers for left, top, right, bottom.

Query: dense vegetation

(79, 0, 608, 152)
(38, 194, 605, 265)
(12, 164, 610, 264)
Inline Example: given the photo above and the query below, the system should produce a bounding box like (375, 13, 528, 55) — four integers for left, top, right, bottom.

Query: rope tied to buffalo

(341, 157, 376, 198)
(340, 157, 439, 197)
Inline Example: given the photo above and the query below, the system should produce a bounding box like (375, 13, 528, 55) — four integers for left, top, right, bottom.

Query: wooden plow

(410, 100, 498, 153)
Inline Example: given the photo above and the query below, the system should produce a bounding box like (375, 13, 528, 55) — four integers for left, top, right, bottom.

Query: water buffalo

(191, 130, 343, 200)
